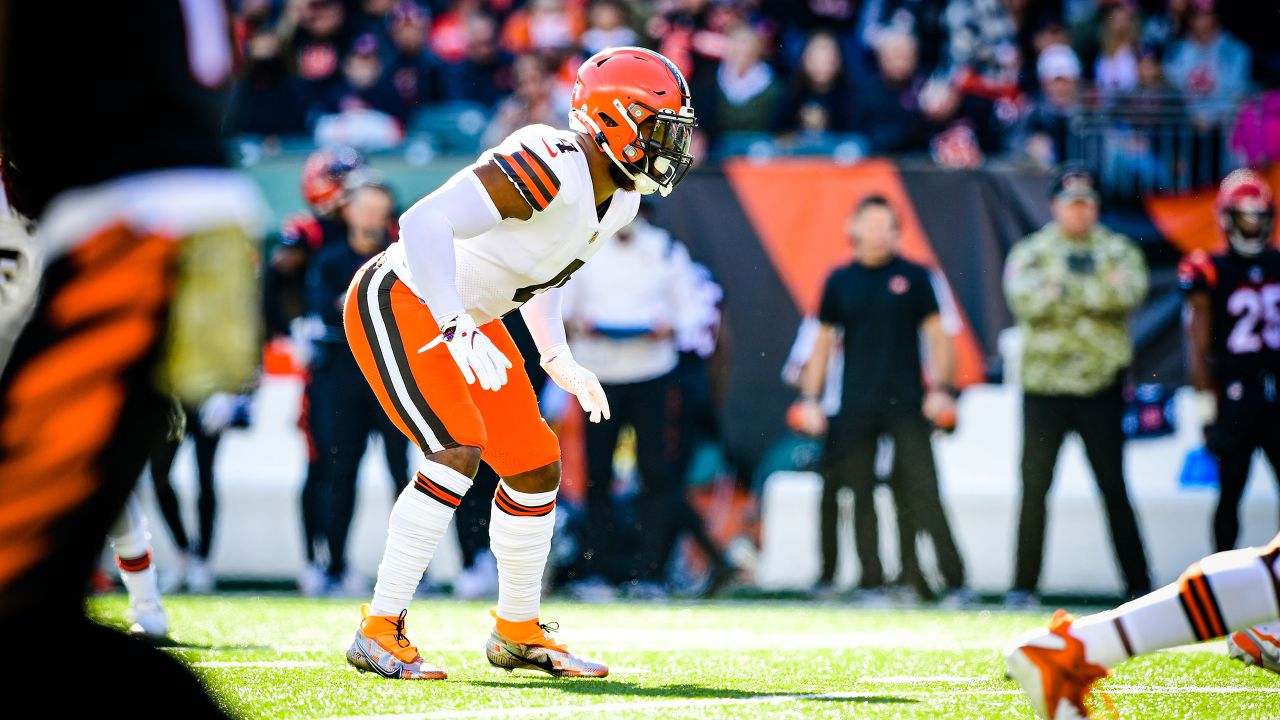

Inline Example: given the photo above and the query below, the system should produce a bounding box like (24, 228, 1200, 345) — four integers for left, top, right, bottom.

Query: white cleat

(1005, 610, 1110, 719)
(485, 611, 607, 678)
(1228, 623, 1280, 673)
(185, 558, 215, 594)
(127, 598, 170, 639)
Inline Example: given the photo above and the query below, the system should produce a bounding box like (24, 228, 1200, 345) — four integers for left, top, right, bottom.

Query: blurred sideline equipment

(0, 2, 264, 715)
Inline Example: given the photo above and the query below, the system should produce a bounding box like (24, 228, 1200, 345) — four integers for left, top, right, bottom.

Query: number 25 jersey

(1179, 247, 1280, 383)
(384, 124, 641, 324)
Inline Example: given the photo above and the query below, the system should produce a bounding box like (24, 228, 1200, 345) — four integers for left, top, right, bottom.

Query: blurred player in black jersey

(0, 2, 262, 715)
(1179, 169, 1280, 552)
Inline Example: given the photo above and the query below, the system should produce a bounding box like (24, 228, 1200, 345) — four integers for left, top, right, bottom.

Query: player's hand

(540, 344, 611, 423)
(421, 312, 512, 391)
(786, 397, 828, 437)
(199, 392, 240, 434)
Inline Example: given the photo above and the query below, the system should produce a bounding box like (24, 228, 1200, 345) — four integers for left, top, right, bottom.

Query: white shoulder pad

(480, 124, 584, 212)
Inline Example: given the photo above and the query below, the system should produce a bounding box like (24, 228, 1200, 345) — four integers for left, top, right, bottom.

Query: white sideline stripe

(320, 686, 1280, 720)
(193, 660, 329, 668)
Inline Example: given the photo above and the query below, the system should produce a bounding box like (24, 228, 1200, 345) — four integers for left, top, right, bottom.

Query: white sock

(490, 480, 557, 622)
(1069, 542, 1280, 668)
(369, 460, 472, 617)
(109, 493, 160, 604)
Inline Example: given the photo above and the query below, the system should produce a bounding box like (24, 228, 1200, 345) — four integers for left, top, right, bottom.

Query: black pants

(149, 403, 223, 558)
(583, 373, 681, 582)
(1014, 384, 1151, 595)
(0, 230, 227, 716)
(309, 341, 410, 578)
(1207, 377, 1280, 552)
(821, 410, 965, 589)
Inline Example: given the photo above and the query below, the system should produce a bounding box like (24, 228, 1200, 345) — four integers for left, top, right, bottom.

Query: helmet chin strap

(569, 106, 666, 197)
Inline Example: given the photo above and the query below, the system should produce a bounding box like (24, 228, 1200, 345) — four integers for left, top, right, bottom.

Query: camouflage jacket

(1003, 222, 1148, 395)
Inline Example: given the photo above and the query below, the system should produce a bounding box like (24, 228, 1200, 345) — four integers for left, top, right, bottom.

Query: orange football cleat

(485, 609, 608, 677)
(345, 604, 447, 680)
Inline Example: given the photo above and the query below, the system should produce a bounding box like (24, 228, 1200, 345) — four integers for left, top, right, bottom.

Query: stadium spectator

(706, 25, 783, 139)
(305, 182, 411, 595)
(867, 0, 949, 76)
(1003, 166, 1151, 607)
(791, 195, 968, 604)
(481, 54, 570, 148)
(227, 30, 309, 137)
(1094, 0, 1141, 97)
(387, 1, 442, 115)
(1140, 0, 1190, 57)
(1163, 0, 1252, 126)
(290, 0, 353, 109)
(776, 31, 856, 135)
(561, 208, 703, 599)
(319, 33, 409, 123)
(501, 0, 584, 55)
(581, 0, 638, 56)
(938, 0, 1019, 87)
(853, 29, 928, 154)
(1021, 43, 1082, 168)
(441, 12, 515, 107)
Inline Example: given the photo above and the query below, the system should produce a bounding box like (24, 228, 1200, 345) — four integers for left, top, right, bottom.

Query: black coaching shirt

(818, 256, 940, 414)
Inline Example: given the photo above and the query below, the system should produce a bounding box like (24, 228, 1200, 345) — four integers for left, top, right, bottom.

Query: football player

(341, 47, 696, 680)
(107, 492, 170, 640)
(1179, 168, 1280, 553)
(1007, 531, 1280, 718)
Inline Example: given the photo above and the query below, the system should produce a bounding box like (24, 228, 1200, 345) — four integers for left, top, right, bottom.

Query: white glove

(540, 344, 611, 423)
(199, 392, 239, 434)
(420, 312, 512, 391)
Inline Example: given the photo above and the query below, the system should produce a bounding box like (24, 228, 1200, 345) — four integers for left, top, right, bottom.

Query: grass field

(89, 594, 1280, 719)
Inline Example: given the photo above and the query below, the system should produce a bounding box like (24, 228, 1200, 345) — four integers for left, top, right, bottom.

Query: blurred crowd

(227, 0, 1279, 168)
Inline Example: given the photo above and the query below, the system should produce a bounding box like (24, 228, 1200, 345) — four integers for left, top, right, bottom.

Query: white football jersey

(385, 124, 640, 324)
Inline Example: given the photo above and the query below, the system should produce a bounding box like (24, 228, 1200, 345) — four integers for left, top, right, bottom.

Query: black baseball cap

(1051, 164, 1099, 203)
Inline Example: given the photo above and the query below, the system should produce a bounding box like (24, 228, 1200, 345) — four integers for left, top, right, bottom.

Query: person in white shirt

(562, 207, 697, 597)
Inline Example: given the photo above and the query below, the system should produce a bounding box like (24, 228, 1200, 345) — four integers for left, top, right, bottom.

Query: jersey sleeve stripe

(520, 143, 562, 194)
(510, 151, 555, 209)
(494, 154, 545, 211)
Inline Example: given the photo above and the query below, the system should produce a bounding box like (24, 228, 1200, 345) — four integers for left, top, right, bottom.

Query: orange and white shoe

(485, 610, 608, 677)
(1228, 622, 1280, 673)
(345, 604, 447, 680)
(1005, 610, 1111, 719)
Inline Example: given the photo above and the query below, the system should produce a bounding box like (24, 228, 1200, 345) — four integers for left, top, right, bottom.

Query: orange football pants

(343, 252, 560, 478)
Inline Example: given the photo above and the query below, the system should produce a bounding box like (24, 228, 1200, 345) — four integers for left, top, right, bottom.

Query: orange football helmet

(569, 47, 696, 197)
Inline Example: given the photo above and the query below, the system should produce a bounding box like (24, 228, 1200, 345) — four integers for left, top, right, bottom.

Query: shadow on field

(466, 678, 918, 707)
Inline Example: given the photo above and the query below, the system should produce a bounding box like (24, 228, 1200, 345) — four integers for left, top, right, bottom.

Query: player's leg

(298, 371, 329, 592)
(1209, 392, 1260, 551)
(1075, 384, 1151, 597)
(1007, 534, 1280, 719)
(378, 411, 412, 495)
(472, 319, 607, 677)
(187, 407, 221, 592)
(148, 427, 193, 590)
(342, 259, 485, 679)
(108, 492, 169, 638)
(890, 413, 966, 594)
(324, 363, 375, 590)
(1011, 393, 1071, 600)
(631, 374, 682, 591)
(846, 422, 887, 592)
(581, 382, 627, 586)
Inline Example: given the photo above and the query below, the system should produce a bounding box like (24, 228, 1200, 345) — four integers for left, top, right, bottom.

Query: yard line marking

(320, 686, 1280, 719)
(193, 660, 329, 668)
(864, 675, 984, 684)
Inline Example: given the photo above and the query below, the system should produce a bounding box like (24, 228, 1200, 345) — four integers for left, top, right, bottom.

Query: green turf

(88, 594, 1280, 719)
